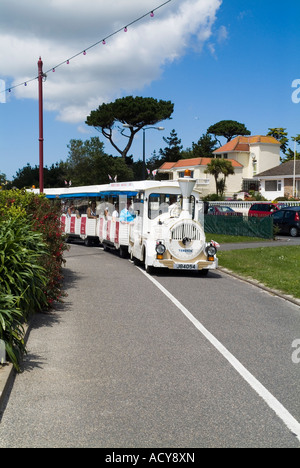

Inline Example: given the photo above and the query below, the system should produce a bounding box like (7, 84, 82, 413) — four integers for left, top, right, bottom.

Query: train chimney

(178, 170, 196, 213)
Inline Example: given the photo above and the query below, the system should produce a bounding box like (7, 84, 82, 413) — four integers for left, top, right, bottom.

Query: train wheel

(199, 269, 209, 276)
(146, 265, 154, 275)
(144, 249, 154, 274)
(120, 246, 128, 258)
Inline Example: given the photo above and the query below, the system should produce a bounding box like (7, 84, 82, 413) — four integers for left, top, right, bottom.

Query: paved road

(0, 244, 299, 448)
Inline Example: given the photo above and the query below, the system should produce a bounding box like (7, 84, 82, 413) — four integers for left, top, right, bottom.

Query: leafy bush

(0, 189, 67, 369)
(0, 217, 49, 316)
(0, 294, 26, 372)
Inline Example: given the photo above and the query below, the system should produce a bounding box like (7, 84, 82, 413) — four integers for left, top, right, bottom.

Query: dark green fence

(204, 215, 274, 239)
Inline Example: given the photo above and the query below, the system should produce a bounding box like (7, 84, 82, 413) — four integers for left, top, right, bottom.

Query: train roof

(31, 180, 194, 198)
(29, 179, 202, 199)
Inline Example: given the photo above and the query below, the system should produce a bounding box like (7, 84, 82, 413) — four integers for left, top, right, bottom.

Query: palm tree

(220, 160, 235, 196)
(205, 159, 235, 196)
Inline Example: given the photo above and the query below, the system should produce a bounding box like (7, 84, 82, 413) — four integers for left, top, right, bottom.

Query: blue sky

(0, 0, 299, 181)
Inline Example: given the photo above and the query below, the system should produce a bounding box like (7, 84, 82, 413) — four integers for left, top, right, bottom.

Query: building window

(242, 179, 260, 192)
(265, 180, 280, 192)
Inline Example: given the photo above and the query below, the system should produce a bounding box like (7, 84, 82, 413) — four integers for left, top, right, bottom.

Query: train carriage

(39, 172, 218, 275)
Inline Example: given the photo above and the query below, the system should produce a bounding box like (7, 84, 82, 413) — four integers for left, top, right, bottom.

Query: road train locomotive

(39, 171, 218, 275)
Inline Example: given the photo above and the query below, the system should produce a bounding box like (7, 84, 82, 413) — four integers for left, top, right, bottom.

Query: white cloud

(1, 0, 222, 123)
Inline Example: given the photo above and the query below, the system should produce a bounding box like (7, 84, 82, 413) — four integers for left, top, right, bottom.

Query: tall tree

(192, 133, 218, 158)
(0, 172, 7, 187)
(65, 137, 133, 185)
(207, 120, 251, 144)
(267, 128, 289, 154)
(283, 134, 300, 161)
(159, 129, 183, 163)
(86, 96, 174, 159)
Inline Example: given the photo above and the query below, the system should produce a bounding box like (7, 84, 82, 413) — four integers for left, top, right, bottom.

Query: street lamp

(123, 124, 164, 180)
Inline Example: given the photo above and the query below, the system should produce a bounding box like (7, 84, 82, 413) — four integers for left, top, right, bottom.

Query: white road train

(40, 172, 218, 275)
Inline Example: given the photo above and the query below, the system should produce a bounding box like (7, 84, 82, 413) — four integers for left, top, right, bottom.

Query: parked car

(207, 206, 243, 216)
(271, 206, 300, 237)
(248, 202, 279, 217)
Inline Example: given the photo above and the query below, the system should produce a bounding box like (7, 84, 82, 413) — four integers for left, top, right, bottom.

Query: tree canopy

(159, 129, 183, 163)
(64, 137, 134, 185)
(192, 133, 218, 158)
(207, 120, 251, 143)
(86, 96, 174, 159)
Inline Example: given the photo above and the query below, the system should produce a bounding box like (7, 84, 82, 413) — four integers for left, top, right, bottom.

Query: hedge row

(0, 190, 67, 370)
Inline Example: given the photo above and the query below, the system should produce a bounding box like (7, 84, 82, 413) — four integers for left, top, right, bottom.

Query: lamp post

(293, 140, 296, 198)
(123, 124, 164, 180)
(38, 57, 44, 194)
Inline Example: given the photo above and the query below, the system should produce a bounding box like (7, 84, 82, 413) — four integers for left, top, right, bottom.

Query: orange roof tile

(173, 158, 202, 168)
(158, 157, 243, 171)
(213, 135, 280, 154)
(159, 162, 177, 170)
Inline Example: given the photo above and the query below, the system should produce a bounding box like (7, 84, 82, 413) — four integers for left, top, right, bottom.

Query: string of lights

(1, 0, 172, 95)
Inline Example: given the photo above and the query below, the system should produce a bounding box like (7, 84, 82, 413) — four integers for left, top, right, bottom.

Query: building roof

(255, 160, 300, 178)
(213, 135, 281, 154)
(159, 157, 243, 172)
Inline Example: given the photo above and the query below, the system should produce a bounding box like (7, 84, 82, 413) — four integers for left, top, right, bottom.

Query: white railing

(209, 200, 300, 209)
(195, 178, 210, 186)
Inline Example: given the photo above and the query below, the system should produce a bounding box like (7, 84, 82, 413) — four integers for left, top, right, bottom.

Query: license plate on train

(174, 263, 197, 270)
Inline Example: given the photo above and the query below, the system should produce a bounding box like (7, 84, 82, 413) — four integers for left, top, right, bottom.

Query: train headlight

(156, 241, 166, 258)
(206, 244, 217, 261)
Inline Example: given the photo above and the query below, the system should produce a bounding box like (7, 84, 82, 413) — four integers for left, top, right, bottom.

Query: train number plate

(174, 263, 197, 270)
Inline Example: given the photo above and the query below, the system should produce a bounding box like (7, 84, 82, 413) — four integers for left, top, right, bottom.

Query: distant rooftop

(213, 135, 281, 154)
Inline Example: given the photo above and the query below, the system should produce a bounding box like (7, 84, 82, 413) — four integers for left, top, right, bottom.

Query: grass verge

(206, 233, 271, 244)
(217, 246, 300, 299)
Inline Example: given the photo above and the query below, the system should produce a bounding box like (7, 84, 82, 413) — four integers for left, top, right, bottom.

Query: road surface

(0, 244, 299, 448)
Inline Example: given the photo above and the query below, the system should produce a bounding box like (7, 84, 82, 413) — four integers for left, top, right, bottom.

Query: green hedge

(0, 189, 67, 370)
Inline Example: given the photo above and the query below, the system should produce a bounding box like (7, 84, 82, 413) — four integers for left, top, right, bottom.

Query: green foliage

(65, 137, 134, 185)
(8, 162, 67, 189)
(207, 120, 251, 143)
(86, 96, 174, 159)
(159, 129, 183, 163)
(0, 173, 7, 187)
(0, 189, 67, 370)
(267, 128, 289, 154)
(0, 294, 26, 372)
(204, 159, 235, 196)
(0, 217, 48, 316)
(192, 133, 218, 158)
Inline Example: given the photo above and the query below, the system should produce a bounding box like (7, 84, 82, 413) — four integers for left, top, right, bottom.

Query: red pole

(38, 56, 44, 193)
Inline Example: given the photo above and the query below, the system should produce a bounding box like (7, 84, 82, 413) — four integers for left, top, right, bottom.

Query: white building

(159, 135, 281, 197)
(255, 159, 300, 200)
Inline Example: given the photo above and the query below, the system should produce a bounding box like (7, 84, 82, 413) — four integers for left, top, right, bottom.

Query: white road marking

(139, 268, 300, 443)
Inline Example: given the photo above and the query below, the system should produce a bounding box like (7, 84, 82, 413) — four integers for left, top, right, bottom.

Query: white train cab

(125, 172, 218, 274)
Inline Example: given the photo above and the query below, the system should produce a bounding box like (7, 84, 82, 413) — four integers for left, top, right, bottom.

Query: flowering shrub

(0, 189, 67, 369)
(25, 195, 67, 307)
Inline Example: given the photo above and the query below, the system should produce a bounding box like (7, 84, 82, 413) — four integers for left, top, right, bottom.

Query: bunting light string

(1, 0, 172, 95)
